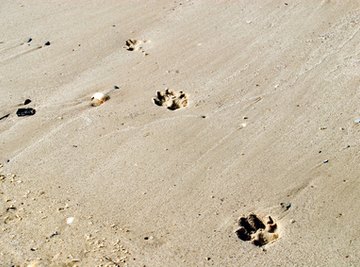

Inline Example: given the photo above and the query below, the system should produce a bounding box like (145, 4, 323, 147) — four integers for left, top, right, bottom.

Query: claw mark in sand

(153, 89, 188, 110)
(235, 213, 279, 247)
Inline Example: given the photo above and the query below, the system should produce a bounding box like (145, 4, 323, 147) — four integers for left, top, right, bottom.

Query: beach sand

(0, 1, 359, 266)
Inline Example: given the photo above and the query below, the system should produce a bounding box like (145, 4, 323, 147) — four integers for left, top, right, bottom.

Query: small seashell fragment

(90, 92, 110, 107)
(66, 216, 74, 225)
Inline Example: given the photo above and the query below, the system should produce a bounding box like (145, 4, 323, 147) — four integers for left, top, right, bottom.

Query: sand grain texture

(0, 0, 359, 266)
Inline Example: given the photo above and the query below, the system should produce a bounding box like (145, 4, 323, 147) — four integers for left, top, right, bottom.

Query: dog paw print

(153, 89, 188, 110)
(123, 39, 149, 56)
(235, 213, 279, 247)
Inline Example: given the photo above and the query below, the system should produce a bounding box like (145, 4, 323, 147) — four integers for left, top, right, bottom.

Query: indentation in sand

(123, 39, 149, 56)
(153, 89, 188, 110)
(235, 213, 279, 247)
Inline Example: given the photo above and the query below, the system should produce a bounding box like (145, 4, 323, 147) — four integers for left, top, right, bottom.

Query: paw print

(235, 213, 279, 247)
(153, 89, 188, 110)
(123, 39, 149, 55)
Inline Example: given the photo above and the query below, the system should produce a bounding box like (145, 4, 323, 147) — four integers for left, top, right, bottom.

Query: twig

(0, 113, 10, 121)
(104, 256, 121, 267)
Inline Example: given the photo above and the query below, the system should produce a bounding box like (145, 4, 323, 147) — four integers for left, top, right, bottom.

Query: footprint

(235, 213, 279, 247)
(123, 39, 149, 56)
(153, 89, 188, 110)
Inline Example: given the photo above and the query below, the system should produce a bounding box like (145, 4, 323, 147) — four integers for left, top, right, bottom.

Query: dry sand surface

(0, 0, 360, 266)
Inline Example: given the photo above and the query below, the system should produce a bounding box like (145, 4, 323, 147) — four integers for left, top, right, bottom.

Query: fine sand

(0, 1, 359, 266)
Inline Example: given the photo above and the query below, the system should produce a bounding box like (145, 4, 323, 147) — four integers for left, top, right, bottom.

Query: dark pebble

(24, 99, 31, 105)
(44, 41, 51, 46)
(27, 38, 32, 43)
(114, 85, 120, 89)
(16, 108, 36, 117)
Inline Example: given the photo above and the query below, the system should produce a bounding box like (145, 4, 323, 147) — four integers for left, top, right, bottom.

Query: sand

(0, 1, 359, 266)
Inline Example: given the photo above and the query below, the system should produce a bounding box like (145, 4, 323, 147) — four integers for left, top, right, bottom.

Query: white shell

(91, 92, 109, 106)
(66, 216, 74, 225)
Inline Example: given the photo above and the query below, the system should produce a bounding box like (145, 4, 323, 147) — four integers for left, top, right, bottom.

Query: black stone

(16, 108, 36, 117)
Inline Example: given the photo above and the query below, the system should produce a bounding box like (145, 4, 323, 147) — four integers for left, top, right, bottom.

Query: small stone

(44, 41, 51, 46)
(24, 99, 31, 105)
(354, 118, 360, 124)
(16, 108, 36, 117)
(114, 85, 119, 89)
(27, 38, 32, 43)
(323, 159, 329, 164)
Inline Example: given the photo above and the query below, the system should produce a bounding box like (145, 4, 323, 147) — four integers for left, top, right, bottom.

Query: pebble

(16, 108, 36, 117)
(44, 41, 51, 46)
(354, 118, 360, 124)
(323, 159, 329, 164)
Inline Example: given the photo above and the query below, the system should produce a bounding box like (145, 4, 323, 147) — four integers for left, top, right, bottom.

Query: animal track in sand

(153, 89, 188, 110)
(123, 39, 149, 56)
(235, 213, 279, 247)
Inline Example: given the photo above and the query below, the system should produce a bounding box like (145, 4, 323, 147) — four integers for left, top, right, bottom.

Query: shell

(90, 92, 109, 107)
